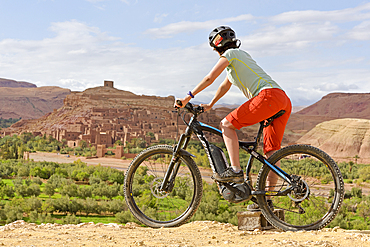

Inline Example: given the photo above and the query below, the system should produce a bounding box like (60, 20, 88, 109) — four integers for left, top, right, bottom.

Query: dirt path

(1, 220, 370, 247)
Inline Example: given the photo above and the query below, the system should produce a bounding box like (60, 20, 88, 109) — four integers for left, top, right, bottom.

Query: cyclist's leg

(223, 89, 283, 175)
(263, 90, 292, 193)
(220, 118, 240, 171)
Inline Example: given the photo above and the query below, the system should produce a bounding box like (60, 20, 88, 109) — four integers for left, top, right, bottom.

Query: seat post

(254, 121, 265, 150)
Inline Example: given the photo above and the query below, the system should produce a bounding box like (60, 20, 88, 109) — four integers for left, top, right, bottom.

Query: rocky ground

(0, 220, 370, 247)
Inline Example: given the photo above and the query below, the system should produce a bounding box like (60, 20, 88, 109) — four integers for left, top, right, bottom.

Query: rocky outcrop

(297, 118, 370, 160)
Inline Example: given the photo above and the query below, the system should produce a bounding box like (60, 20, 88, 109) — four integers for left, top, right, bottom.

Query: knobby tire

(256, 144, 344, 231)
(124, 145, 203, 228)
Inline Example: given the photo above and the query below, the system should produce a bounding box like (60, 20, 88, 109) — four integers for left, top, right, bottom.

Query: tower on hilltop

(104, 80, 114, 88)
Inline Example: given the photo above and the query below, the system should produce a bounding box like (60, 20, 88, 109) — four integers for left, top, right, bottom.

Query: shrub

(53, 197, 69, 215)
(68, 198, 83, 215)
(77, 186, 92, 199)
(108, 199, 127, 214)
(18, 166, 30, 177)
(25, 196, 42, 213)
(0, 184, 15, 199)
(59, 183, 78, 197)
(4, 204, 23, 224)
(61, 214, 81, 225)
(29, 210, 39, 223)
(88, 174, 102, 185)
(38, 213, 54, 224)
(115, 211, 139, 224)
(28, 184, 41, 197)
(43, 183, 56, 198)
(108, 172, 124, 184)
(41, 199, 55, 214)
(30, 167, 51, 179)
(351, 187, 362, 198)
(83, 198, 99, 216)
(48, 174, 71, 188)
(32, 177, 43, 185)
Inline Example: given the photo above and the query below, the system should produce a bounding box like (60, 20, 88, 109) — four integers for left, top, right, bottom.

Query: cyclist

(175, 26, 292, 210)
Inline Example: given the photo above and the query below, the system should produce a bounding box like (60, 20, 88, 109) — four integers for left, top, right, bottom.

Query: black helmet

(209, 26, 237, 48)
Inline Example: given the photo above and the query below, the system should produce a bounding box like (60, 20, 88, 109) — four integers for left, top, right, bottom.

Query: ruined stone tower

(104, 80, 114, 88)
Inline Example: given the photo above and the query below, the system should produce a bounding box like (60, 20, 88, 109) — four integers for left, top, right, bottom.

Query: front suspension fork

(159, 134, 189, 192)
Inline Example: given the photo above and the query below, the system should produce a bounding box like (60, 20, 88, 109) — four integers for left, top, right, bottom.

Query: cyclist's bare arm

(201, 77, 232, 112)
(175, 57, 229, 107)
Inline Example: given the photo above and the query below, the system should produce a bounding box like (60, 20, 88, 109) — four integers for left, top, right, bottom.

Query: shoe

(247, 199, 274, 211)
(212, 167, 244, 183)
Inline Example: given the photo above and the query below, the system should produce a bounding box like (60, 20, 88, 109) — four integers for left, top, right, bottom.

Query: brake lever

(196, 106, 204, 113)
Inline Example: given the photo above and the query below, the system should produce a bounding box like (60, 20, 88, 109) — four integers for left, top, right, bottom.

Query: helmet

(209, 26, 237, 48)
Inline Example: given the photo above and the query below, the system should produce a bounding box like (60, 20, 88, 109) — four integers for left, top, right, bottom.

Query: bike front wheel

(256, 144, 344, 231)
(124, 145, 203, 228)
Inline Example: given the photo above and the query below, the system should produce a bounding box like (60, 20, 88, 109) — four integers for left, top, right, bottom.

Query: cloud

(347, 21, 370, 40)
(154, 13, 168, 24)
(0, 20, 216, 98)
(271, 3, 370, 23)
(241, 21, 339, 56)
(145, 14, 254, 39)
(1, 3, 370, 108)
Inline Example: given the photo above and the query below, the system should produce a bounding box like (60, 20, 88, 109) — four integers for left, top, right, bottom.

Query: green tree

(79, 140, 87, 149)
(43, 183, 56, 198)
(357, 201, 370, 222)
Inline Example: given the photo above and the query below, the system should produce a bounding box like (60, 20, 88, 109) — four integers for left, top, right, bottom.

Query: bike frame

(159, 105, 293, 197)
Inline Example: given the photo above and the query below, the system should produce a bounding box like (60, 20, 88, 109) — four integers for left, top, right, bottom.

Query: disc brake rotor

(150, 177, 169, 199)
(288, 180, 310, 202)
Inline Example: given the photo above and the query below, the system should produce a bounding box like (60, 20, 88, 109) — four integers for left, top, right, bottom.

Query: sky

(0, 0, 369, 107)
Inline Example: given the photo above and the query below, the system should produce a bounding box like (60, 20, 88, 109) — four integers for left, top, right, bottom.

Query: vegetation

(0, 118, 20, 129)
(1, 133, 370, 229)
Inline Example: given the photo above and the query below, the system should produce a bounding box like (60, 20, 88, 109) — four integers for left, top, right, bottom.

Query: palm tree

(354, 155, 360, 165)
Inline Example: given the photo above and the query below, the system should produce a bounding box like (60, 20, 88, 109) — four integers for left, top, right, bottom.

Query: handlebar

(175, 100, 204, 116)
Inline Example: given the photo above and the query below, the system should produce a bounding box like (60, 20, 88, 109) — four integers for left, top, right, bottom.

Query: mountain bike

(124, 102, 344, 231)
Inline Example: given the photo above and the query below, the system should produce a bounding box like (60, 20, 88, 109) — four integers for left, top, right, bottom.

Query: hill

(296, 93, 370, 118)
(2, 85, 246, 147)
(285, 92, 370, 143)
(0, 86, 71, 119)
(0, 78, 36, 88)
(297, 118, 370, 162)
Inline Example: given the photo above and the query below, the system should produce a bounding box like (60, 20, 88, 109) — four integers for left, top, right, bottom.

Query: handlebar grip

(176, 100, 183, 107)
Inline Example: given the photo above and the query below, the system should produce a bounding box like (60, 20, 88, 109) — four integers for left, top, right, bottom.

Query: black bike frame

(159, 110, 293, 195)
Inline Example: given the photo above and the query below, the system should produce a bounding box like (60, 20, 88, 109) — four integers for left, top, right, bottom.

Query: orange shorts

(225, 88, 292, 154)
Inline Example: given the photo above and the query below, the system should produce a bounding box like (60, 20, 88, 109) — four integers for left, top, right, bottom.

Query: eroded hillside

(0, 85, 70, 119)
(297, 118, 370, 162)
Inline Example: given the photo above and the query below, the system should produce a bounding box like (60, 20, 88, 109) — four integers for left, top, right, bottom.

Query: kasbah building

(2, 81, 235, 158)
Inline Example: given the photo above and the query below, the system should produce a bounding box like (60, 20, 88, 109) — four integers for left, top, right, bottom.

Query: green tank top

(222, 49, 282, 99)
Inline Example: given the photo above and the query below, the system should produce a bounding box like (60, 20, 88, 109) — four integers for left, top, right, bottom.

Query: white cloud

(145, 14, 254, 39)
(0, 20, 216, 98)
(154, 13, 168, 24)
(1, 3, 370, 108)
(347, 21, 370, 40)
(271, 3, 370, 23)
(241, 21, 339, 56)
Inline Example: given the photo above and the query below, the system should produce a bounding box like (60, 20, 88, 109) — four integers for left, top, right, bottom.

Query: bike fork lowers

(159, 133, 190, 192)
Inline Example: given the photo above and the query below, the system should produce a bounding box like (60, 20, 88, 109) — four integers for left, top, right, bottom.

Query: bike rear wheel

(256, 144, 344, 231)
(124, 145, 203, 228)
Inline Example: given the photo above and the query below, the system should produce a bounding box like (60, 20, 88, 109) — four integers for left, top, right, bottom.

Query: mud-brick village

(1, 80, 246, 158)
